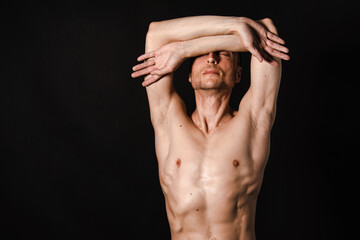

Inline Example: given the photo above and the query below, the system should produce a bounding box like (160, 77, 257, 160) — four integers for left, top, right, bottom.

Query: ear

(188, 73, 192, 83)
(235, 67, 242, 83)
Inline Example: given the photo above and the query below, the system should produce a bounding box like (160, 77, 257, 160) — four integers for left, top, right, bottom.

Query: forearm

(133, 17, 290, 87)
(146, 15, 243, 51)
(180, 34, 247, 59)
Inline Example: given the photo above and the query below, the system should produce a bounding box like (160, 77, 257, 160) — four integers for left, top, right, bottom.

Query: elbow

(145, 21, 168, 52)
(145, 21, 160, 51)
(146, 21, 159, 38)
(145, 22, 156, 52)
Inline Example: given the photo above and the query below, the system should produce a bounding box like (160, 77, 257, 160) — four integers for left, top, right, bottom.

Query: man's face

(189, 51, 241, 90)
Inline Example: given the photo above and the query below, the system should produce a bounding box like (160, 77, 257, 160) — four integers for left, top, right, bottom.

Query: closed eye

(219, 51, 230, 56)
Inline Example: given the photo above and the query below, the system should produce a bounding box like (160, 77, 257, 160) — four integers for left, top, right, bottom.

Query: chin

(193, 79, 223, 90)
(203, 75, 225, 88)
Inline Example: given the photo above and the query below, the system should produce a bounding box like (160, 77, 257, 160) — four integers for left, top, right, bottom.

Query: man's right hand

(131, 41, 185, 86)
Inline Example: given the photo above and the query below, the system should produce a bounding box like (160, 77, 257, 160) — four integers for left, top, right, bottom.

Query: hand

(237, 18, 290, 66)
(131, 42, 184, 86)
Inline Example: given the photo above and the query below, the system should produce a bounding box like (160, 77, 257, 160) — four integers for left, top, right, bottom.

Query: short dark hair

(189, 52, 241, 73)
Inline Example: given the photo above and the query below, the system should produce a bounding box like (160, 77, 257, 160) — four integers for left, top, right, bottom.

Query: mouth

(203, 68, 220, 75)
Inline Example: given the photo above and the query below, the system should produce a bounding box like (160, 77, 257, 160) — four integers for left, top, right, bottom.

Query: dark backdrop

(1, 0, 357, 239)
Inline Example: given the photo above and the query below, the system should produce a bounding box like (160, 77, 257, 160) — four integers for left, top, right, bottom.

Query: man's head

(189, 51, 242, 91)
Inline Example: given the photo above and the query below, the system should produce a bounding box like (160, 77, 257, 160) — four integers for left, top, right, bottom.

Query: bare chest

(159, 136, 257, 192)
(157, 126, 263, 218)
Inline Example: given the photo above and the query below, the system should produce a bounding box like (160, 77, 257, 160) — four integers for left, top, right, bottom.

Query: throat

(191, 90, 234, 134)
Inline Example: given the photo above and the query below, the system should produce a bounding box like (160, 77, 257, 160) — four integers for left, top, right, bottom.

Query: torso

(154, 95, 271, 240)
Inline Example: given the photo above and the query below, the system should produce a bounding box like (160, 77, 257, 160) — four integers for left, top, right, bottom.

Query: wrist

(179, 40, 191, 59)
(233, 17, 249, 34)
(238, 16, 250, 24)
(233, 17, 246, 30)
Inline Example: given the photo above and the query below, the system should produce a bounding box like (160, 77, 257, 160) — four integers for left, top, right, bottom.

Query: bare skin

(132, 16, 289, 240)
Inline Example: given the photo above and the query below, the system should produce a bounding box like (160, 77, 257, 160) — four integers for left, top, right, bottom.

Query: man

(131, 15, 290, 240)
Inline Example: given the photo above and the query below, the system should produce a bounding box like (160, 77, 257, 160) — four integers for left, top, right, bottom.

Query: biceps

(249, 55, 282, 112)
(238, 56, 281, 130)
(145, 74, 174, 126)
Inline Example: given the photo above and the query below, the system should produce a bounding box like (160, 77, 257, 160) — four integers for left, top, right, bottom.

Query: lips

(203, 68, 220, 75)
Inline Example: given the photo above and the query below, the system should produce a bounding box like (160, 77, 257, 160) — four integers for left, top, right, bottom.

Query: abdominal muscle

(159, 153, 261, 240)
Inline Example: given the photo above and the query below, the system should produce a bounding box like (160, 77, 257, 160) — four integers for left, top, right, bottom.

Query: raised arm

(134, 16, 246, 128)
(145, 15, 242, 47)
(240, 18, 289, 132)
(133, 18, 289, 86)
(132, 16, 289, 129)
(133, 34, 243, 86)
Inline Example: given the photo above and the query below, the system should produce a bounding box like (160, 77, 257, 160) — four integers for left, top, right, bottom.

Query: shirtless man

(131, 16, 290, 240)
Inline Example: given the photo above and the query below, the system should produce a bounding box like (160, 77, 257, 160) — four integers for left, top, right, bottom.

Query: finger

(258, 46, 278, 66)
(131, 66, 156, 78)
(132, 59, 155, 71)
(248, 47, 264, 63)
(151, 66, 171, 76)
(265, 39, 289, 53)
(264, 46, 290, 61)
(151, 69, 164, 76)
(142, 75, 161, 87)
(269, 60, 279, 67)
(137, 52, 155, 61)
(260, 49, 279, 67)
(267, 32, 285, 45)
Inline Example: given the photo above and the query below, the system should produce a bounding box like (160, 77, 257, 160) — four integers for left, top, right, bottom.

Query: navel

(176, 159, 181, 168)
(233, 159, 240, 168)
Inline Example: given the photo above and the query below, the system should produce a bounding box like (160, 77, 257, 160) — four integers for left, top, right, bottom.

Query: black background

(1, 0, 358, 239)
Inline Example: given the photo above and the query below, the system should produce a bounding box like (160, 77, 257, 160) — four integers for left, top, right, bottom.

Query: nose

(206, 52, 218, 65)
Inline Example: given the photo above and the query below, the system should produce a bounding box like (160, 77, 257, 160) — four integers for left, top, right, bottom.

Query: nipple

(233, 159, 239, 168)
(176, 159, 181, 168)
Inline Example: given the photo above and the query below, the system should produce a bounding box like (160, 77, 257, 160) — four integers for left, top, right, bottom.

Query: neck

(192, 89, 234, 134)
